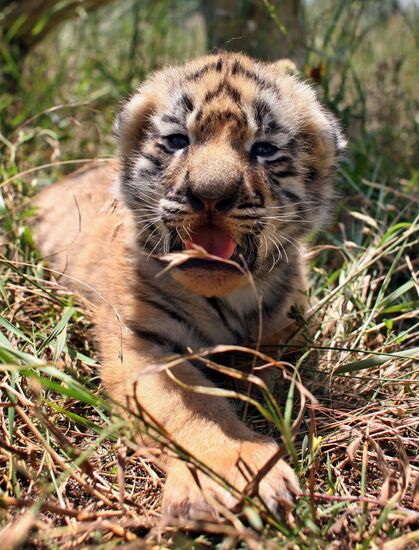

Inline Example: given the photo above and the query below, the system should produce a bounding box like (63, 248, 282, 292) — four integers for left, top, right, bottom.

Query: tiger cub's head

(115, 53, 345, 297)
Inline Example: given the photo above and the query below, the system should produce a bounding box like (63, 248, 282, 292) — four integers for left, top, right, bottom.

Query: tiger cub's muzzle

(161, 170, 264, 276)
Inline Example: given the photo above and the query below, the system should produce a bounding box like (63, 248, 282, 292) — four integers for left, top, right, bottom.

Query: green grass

(1, 1, 418, 548)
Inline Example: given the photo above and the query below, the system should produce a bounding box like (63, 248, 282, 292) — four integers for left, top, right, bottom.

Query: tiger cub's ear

(269, 58, 299, 76)
(267, 59, 346, 157)
(113, 90, 156, 156)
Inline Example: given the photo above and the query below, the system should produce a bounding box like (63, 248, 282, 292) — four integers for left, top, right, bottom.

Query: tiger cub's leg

(100, 328, 299, 519)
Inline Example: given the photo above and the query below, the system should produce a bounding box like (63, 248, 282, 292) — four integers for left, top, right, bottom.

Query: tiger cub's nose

(186, 187, 236, 214)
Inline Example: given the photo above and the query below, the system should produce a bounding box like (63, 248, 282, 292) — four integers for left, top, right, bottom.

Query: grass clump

(1, 1, 418, 548)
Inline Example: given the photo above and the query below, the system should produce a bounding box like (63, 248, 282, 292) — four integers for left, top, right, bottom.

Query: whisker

(163, 234, 170, 254)
(262, 215, 313, 224)
(131, 191, 161, 204)
(143, 225, 161, 249)
(135, 218, 161, 226)
(267, 207, 315, 215)
(130, 197, 159, 206)
(148, 232, 164, 259)
(132, 212, 160, 220)
(130, 206, 160, 215)
(264, 232, 283, 271)
(264, 207, 316, 217)
(175, 227, 186, 245)
(127, 184, 162, 196)
(136, 221, 158, 240)
(265, 228, 289, 265)
(262, 234, 269, 260)
(267, 200, 315, 209)
(277, 232, 301, 251)
(128, 194, 160, 207)
(182, 224, 193, 241)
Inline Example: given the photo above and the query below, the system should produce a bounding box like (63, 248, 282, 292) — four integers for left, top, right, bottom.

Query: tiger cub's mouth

(184, 224, 236, 260)
(178, 223, 240, 273)
(166, 223, 258, 274)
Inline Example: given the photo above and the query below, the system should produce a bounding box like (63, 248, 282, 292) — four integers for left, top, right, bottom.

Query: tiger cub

(33, 53, 345, 519)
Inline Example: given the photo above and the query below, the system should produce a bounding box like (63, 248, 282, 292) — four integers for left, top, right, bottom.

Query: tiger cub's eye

(251, 142, 278, 158)
(166, 134, 190, 150)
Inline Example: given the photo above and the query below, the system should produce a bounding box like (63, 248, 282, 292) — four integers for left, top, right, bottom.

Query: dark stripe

(186, 61, 221, 82)
(254, 190, 265, 207)
(179, 93, 194, 113)
(237, 202, 260, 210)
(253, 99, 289, 136)
(144, 121, 159, 138)
(203, 84, 222, 103)
(161, 114, 181, 124)
(205, 298, 242, 341)
(137, 167, 160, 179)
(156, 143, 171, 155)
(231, 60, 242, 76)
(281, 189, 302, 203)
(131, 326, 186, 354)
(233, 214, 259, 220)
(161, 204, 185, 214)
(230, 61, 277, 93)
(266, 155, 291, 166)
(186, 65, 210, 82)
(262, 281, 293, 319)
(132, 326, 235, 388)
(226, 84, 242, 103)
(140, 153, 163, 168)
(305, 166, 318, 185)
(273, 168, 298, 178)
(215, 58, 223, 72)
(139, 281, 212, 346)
(215, 297, 246, 333)
(205, 109, 246, 125)
(120, 157, 130, 182)
(267, 119, 282, 133)
(204, 81, 241, 104)
(139, 295, 190, 326)
(242, 68, 265, 85)
(283, 137, 298, 154)
(253, 98, 271, 127)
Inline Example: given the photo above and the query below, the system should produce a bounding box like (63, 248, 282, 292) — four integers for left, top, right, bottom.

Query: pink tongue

(185, 225, 236, 259)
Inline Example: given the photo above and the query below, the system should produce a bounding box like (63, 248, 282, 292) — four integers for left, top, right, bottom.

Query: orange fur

(32, 53, 345, 518)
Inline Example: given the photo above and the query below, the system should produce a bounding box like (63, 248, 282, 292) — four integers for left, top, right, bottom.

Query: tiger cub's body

(33, 53, 344, 518)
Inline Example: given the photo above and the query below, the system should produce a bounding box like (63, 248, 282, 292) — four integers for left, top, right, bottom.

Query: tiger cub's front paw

(161, 439, 300, 520)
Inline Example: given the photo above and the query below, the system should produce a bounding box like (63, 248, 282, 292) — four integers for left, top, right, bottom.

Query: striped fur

(32, 53, 345, 520)
(115, 52, 345, 298)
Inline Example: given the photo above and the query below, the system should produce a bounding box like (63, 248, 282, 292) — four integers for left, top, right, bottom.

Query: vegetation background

(0, 0, 418, 548)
